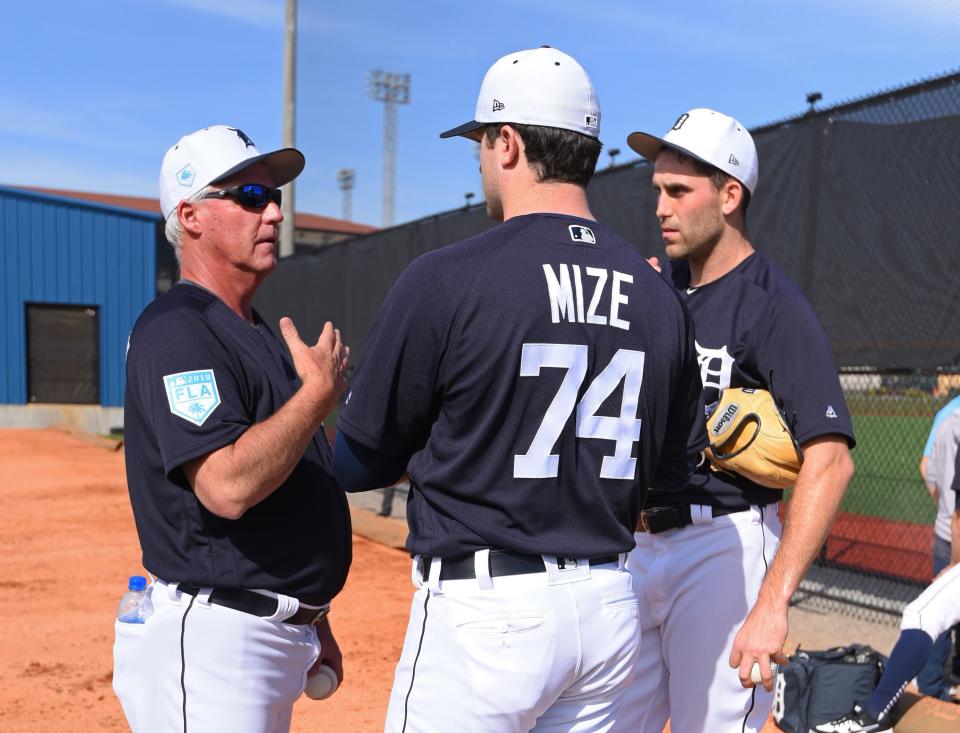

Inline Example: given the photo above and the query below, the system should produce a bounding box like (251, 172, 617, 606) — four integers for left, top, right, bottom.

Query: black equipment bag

(772, 644, 886, 733)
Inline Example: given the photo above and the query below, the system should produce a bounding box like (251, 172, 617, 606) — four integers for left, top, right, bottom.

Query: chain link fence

(795, 370, 955, 622)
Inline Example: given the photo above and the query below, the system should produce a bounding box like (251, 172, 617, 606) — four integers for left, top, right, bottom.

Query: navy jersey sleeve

(126, 310, 251, 475)
(338, 254, 450, 457)
(754, 293, 855, 448)
(651, 303, 707, 492)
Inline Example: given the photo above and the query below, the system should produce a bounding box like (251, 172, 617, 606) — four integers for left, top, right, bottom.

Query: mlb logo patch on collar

(163, 369, 221, 426)
(568, 224, 596, 244)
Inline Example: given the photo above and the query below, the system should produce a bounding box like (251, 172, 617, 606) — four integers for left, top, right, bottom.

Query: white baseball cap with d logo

(627, 108, 758, 195)
(158, 125, 304, 219)
(440, 46, 600, 140)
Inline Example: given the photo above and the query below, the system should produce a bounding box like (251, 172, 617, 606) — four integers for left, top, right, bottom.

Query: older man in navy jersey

(612, 110, 856, 733)
(334, 47, 705, 732)
(114, 125, 351, 733)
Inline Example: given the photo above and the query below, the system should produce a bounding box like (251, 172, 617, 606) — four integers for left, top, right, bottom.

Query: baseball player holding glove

(334, 47, 705, 732)
(611, 109, 856, 733)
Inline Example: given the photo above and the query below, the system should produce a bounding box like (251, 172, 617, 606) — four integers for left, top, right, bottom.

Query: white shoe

(812, 704, 892, 733)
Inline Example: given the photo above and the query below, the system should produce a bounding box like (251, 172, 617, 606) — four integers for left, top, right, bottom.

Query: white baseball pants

(612, 505, 781, 733)
(113, 581, 320, 733)
(901, 560, 960, 638)
(385, 553, 640, 733)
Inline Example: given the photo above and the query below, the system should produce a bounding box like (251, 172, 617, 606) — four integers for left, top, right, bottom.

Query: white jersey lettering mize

(543, 264, 577, 323)
(541, 264, 632, 330)
(695, 341, 735, 400)
(609, 271, 633, 331)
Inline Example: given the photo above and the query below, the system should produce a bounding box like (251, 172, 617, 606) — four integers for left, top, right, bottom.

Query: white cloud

(806, 0, 960, 30)
(161, 0, 283, 27)
(0, 148, 157, 198)
(0, 96, 108, 146)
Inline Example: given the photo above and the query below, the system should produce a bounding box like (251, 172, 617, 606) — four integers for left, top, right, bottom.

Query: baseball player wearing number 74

(612, 110, 856, 733)
(334, 47, 705, 733)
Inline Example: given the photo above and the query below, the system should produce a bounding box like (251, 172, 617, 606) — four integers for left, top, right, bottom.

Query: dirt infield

(0, 429, 408, 733)
(3, 428, 954, 732)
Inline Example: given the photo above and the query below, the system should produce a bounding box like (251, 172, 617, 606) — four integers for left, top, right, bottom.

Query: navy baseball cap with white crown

(158, 125, 305, 219)
(627, 108, 759, 195)
(440, 46, 600, 140)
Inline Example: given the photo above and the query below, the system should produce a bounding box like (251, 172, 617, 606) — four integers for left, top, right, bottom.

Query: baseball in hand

(750, 661, 779, 684)
(305, 664, 339, 700)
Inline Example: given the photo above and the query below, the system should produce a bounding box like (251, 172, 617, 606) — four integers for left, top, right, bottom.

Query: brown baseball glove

(704, 387, 803, 489)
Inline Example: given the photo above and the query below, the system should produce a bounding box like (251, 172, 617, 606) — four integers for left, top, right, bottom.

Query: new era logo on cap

(493, 99, 505, 112)
(626, 108, 759, 195)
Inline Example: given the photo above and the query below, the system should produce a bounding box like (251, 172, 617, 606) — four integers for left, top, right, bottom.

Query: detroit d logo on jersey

(695, 341, 735, 405)
(163, 369, 221, 426)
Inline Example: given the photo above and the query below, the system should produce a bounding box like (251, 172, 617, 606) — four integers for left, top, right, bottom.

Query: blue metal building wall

(0, 187, 158, 407)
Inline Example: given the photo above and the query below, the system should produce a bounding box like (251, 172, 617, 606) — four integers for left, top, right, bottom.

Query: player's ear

(179, 198, 204, 236)
(720, 179, 744, 217)
(499, 124, 522, 169)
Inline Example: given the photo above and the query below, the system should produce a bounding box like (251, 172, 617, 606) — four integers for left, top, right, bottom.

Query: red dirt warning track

(825, 512, 933, 584)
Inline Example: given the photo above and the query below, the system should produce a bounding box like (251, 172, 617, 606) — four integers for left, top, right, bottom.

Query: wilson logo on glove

(704, 387, 803, 489)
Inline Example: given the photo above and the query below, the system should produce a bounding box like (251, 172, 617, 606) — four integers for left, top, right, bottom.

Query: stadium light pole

(367, 71, 410, 227)
(607, 147, 621, 168)
(337, 168, 355, 221)
(279, 0, 297, 257)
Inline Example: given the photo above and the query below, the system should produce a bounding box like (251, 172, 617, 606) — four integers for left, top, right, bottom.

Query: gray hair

(163, 185, 212, 264)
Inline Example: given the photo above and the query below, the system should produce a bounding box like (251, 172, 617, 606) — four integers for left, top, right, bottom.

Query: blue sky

(2, 0, 956, 228)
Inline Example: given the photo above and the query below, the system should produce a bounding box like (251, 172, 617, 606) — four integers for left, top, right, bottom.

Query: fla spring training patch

(163, 369, 221, 426)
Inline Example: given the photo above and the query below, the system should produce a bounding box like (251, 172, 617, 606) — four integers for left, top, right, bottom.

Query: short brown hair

(483, 123, 602, 187)
(680, 151, 751, 214)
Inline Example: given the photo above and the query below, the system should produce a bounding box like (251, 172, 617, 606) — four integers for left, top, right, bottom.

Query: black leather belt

(422, 550, 620, 581)
(637, 504, 752, 534)
(176, 585, 330, 626)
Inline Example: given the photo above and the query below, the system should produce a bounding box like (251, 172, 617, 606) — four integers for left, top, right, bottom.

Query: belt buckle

(639, 506, 678, 534)
(637, 512, 652, 533)
(307, 606, 330, 626)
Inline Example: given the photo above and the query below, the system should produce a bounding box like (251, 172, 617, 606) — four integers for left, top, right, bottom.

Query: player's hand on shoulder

(279, 318, 350, 406)
(647, 256, 662, 273)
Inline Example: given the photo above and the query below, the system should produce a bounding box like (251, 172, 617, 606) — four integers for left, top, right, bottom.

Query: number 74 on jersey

(514, 344, 645, 481)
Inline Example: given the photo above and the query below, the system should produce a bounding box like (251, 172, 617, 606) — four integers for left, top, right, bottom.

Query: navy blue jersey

(123, 282, 351, 604)
(338, 213, 705, 558)
(646, 251, 856, 510)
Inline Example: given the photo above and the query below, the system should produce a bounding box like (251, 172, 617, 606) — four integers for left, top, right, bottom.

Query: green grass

(842, 412, 935, 524)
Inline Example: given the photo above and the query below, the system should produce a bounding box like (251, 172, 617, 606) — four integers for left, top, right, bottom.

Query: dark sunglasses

(200, 183, 282, 209)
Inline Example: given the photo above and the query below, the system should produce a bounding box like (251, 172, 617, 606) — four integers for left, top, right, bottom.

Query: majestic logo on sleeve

(695, 341, 735, 405)
(163, 370, 221, 426)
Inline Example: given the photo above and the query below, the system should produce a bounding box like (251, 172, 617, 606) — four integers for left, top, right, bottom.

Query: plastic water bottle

(116, 575, 153, 623)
